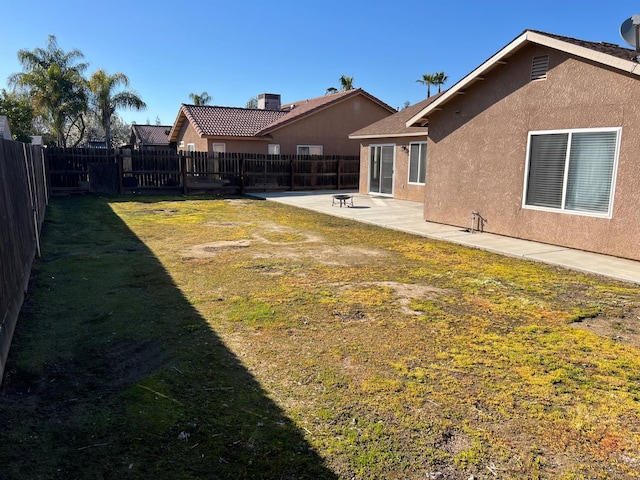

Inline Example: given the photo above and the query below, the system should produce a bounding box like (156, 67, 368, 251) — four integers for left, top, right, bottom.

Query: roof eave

(349, 131, 428, 140)
(406, 30, 640, 127)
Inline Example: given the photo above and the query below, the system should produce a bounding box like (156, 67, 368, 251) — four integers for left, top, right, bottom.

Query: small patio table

(332, 194, 353, 208)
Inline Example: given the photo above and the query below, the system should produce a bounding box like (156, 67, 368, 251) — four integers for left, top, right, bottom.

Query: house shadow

(0, 195, 337, 479)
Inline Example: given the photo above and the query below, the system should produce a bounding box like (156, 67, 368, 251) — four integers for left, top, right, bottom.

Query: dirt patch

(183, 221, 387, 264)
(183, 240, 251, 258)
(336, 281, 446, 315)
(572, 308, 640, 347)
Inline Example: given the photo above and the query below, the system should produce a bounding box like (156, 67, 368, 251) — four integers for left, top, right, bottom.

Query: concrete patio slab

(250, 190, 640, 285)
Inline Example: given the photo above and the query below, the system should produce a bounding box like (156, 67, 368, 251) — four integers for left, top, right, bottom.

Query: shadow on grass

(0, 195, 336, 480)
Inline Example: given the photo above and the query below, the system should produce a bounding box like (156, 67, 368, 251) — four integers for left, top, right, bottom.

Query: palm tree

(416, 73, 437, 98)
(88, 69, 146, 148)
(189, 91, 212, 105)
(433, 71, 448, 93)
(338, 75, 354, 91)
(9, 35, 88, 146)
(326, 76, 354, 95)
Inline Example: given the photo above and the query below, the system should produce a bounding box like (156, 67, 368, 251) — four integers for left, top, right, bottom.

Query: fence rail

(0, 139, 48, 384)
(44, 148, 360, 194)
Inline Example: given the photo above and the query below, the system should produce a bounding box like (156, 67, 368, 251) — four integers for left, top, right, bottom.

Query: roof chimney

(258, 93, 281, 110)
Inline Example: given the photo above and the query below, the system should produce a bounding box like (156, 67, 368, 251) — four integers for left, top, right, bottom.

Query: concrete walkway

(251, 190, 640, 285)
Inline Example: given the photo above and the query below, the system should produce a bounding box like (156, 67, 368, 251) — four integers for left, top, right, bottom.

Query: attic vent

(530, 55, 549, 81)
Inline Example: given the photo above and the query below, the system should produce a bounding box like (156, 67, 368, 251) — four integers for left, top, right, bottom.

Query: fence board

(44, 148, 360, 194)
(0, 139, 48, 384)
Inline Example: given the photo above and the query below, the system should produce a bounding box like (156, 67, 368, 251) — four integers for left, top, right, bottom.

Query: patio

(252, 190, 640, 285)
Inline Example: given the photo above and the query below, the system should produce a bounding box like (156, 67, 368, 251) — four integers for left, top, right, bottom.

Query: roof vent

(258, 93, 281, 110)
(530, 55, 549, 81)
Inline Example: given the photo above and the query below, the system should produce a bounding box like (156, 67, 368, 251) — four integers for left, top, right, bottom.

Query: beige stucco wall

(425, 43, 640, 260)
(176, 121, 208, 152)
(272, 96, 393, 156)
(358, 137, 428, 201)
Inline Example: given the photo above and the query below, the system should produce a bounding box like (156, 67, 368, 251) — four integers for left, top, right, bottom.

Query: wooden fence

(0, 139, 48, 384)
(44, 148, 360, 195)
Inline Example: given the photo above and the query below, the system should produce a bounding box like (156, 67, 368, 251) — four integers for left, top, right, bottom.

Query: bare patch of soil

(336, 281, 446, 315)
(184, 221, 387, 265)
(572, 308, 640, 347)
(182, 240, 251, 258)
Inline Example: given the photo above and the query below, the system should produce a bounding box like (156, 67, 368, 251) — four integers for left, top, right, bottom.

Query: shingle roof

(349, 93, 442, 138)
(259, 88, 396, 134)
(131, 124, 172, 145)
(168, 89, 396, 142)
(529, 30, 639, 62)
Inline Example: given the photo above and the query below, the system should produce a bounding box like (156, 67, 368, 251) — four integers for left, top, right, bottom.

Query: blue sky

(0, 0, 637, 126)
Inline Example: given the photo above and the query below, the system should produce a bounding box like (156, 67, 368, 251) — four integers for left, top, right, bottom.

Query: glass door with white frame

(369, 144, 394, 195)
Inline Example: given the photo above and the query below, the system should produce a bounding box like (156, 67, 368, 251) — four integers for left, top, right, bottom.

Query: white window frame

(407, 142, 427, 185)
(268, 144, 280, 155)
(368, 143, 395, 196)
(297, 145, 323, 156)
(522, 127, 621, 218)
(179, 140, 185, 148)
(211, 143, 225, 155)
(187, 143, 195, 152)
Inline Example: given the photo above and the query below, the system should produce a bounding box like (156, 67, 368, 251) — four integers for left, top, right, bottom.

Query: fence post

(290, 157, 295, 191)
(240, 157, 245, 195)
(117, 149, 124, 194)
(181, 152, 188, 195)
(337, 156, 342, 190)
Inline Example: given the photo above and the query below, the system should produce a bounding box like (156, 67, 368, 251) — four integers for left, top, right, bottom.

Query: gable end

(530, 55, 549, 81)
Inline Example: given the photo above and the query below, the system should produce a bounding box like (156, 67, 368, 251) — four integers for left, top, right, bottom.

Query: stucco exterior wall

(176, 121, 207, 152)
(272, 96, 393, 155)
(425, 44, 640, 260)
(205, 138, 269, 154)
(358, 137, 428, 201)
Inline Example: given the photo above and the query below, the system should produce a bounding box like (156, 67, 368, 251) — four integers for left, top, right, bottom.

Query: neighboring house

(349, 94, 442, 201)
(404, 29, 640, 261)
(0, 116, 12, 140)
(168, 89, 396, 156)
(129, 124, 172, 150)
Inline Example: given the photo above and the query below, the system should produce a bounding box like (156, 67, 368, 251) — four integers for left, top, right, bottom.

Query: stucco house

(129, 124, 172, 150)
(168, 89, 396, 156)
(349, 94, 441, 201)
(0, 116, 12, 140)
(403, 29, 640, 261)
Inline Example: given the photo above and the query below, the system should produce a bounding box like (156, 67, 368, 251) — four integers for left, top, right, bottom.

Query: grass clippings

(1, 194, 640, 479)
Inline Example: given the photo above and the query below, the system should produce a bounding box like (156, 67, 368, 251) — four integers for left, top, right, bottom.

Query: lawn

(1, 194, 640, 479)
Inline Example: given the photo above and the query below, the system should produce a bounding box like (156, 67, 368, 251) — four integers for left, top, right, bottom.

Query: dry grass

(1, 194, 640, 479)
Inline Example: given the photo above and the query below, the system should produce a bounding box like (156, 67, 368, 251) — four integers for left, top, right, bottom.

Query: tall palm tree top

(416, 73, 437, 98)
(88, 69, 146, 147)
(189, 91, 212, 105)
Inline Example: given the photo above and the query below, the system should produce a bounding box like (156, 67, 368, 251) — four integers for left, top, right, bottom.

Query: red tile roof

(131, 124, 172, 145)
(168, 89, 396, 142)
(180, 105, 288, 137)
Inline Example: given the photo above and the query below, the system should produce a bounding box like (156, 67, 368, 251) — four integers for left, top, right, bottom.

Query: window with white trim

(268, 144, 280, 155)
(211, 143, 225, 156)
(297, 145, 323, 155)
(523, 128, 620, 216)
(179, 140, 185, 148)
(187, 143, 195, 152)
(408, 142, 427, 184)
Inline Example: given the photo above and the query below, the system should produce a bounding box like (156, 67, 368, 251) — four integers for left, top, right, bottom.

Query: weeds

(1, 194, 639, 479)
